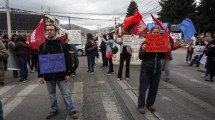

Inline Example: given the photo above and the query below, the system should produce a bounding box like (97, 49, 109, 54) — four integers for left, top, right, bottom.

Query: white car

(74, 44, 86, 56)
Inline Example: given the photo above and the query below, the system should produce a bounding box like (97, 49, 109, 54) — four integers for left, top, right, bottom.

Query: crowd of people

(0, 24, 214, 119)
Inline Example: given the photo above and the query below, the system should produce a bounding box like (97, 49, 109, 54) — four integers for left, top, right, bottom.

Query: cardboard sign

(39, 53, 66, 74)
(145, 34, 168, 52)
(68, 30, 82, 44)
(123, 35, 139, 46)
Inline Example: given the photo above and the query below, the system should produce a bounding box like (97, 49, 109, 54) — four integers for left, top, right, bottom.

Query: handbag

(38, 43, 66, 74)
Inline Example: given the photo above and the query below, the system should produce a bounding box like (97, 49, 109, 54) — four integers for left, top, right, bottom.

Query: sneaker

(30, 70, 35, 73)
(138, 107, 145, 114)
(184, 61, 188, 63)
(126, 78, 129, 81)
(46, 110, 59, 119)
(147, 106, 156, 112)
(18, 79, 25, 82)
(69, 111, 79, 119)
(188, 61, 191, 64)
(117, 78, 121, 81)
(90, 71, 94, 74)
(71, 73, 75, 77)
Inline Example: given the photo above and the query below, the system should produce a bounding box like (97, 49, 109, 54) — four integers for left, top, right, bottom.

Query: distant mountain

(60, 24, 96, 36)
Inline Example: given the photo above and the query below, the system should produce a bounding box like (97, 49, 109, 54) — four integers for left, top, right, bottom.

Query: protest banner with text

(145, 34, 168, 52)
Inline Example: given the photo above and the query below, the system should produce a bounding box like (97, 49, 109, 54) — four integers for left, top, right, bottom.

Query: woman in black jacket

(205, 39, 215, 82)
(137, 26, 166, 114)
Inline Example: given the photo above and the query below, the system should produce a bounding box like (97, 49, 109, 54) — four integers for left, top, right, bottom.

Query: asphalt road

(1, 48, 215, 120)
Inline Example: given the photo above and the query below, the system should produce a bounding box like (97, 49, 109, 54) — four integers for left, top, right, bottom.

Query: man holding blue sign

(38, 24, 79, 119)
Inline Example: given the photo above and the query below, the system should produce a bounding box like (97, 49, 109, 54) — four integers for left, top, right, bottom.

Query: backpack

(112, 45, 118, 54)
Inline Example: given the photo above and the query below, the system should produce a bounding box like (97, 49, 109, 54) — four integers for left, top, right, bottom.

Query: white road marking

(3, 84, 39, 117)
(161, 81, 215, 114)
(0, 85, 15, 96)
(101, 92, 123, 120)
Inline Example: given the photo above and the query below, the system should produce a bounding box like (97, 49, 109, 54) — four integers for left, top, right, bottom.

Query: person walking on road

(99, 34, 108, 67)
(101, 33, 115, 74)
(137, 26, 166, 114)
(205, 39, 215, 82)
(38, 24, 79, 119)
(185, 40, 194, 63)
(85, 33, 97, 74)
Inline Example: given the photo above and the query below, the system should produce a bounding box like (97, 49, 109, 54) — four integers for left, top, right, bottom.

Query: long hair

(87, 33, 93, 41)
(16, 36, 26, 43)
(11, 34, 18, 42)
(107, 33, 114, 40)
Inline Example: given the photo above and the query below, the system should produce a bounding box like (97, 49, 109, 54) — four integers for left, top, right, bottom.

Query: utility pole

(6, 0, 12, 38)
(69, 17, 71, 30)
(113, 17, 120, 37)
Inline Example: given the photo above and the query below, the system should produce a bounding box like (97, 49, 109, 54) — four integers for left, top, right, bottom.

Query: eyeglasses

(46, 29, 55, 32)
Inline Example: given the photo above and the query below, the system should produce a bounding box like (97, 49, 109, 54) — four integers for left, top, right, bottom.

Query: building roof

(0, 12, 42, 30)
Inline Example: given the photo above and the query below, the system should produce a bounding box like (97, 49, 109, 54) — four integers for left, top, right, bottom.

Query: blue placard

(39, 53, 66, 74)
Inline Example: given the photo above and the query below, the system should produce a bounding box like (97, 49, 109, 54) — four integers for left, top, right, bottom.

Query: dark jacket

(205, 42, 215, 71)
(38, 38, 72, 81)
(9, 41, 30, 58)
(139, 43, 166, 75)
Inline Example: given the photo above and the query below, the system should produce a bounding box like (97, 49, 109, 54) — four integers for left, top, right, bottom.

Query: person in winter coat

(137, 26, 166, 114)
(38, 24, 79, 119)
(99, 34, 108, 67)
(0, 40, 9, 85)
(185, 40, 194, 63)
(9, 36, 30, 82)
(204, 39, 215, 82)
(85, 33, 97, 74)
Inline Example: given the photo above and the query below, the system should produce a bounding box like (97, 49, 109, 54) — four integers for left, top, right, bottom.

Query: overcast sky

(0, 0, 199, 30)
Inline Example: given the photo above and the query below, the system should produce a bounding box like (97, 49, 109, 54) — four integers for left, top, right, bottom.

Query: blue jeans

(0, 100, 3, 120)
(17, 57, 28, 80)
(46, 80, 76, 112)
(87, 53, 95, 72)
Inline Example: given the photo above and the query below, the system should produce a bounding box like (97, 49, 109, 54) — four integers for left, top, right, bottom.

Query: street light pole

(6, 0, 12, 38)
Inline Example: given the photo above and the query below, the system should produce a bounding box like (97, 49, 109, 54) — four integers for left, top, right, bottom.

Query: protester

(9, 36, 30, 82)
(185, 40, 194, 63)
(99, 34, 108, 67)
(30, 49, 39, 73)
(188, 41, 205, 67)
(69, 43, 79, 77)
(9, 34, 20, 78)
(85, 33, 97, 74)
(204, 39, 215, 82)
(161, 41, 183, 83)
(0, 40, 9, 85)
(115, 34, 132, 81)
(137, 26, 166, 114)
(38, 24, 79, 119)
(101, 33, 115, 74)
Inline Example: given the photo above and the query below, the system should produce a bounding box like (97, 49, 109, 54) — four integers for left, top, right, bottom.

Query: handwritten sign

(123, 35, 139, 46)
(39, 54, 66, 74)
(145, 34, 168, 52)
(68, 30, 82, 44)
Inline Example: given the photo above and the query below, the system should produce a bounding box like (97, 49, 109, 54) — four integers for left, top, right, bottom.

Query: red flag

(151, 14, 174, 44)
(27, 17, 45, 50)
(130, 20, 148, 36)
(123, 11, 142, 29)
(60, 34, 67, 42)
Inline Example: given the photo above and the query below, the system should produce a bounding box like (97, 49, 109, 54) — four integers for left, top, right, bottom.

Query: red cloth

(60, 35, 67, 42)
(165, 45, 181, 60)
(106, 52, 113, 59)
(27, 17, 45, 50)
(151, 14, 174, 44)
(123, 11, 142, 29)
(130, 20, 148, 36)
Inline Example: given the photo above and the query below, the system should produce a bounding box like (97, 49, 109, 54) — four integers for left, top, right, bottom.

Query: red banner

(145, 34, 168, 52)
(27, 17, 45, 50)
(123, 11, 142, 29)
(130, 20, 148, 36)
(151, 14, 174, 44)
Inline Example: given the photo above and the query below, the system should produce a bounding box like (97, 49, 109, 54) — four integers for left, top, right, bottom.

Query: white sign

(68, 30, 82, 44)
(170, 33, 182, 40)
(123, 35, 139, 46)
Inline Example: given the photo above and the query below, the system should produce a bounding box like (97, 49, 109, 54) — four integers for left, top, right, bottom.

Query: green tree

(125, 0, 139, 33)
(158, 0, 197, 24)
(197, 0, 215, 37)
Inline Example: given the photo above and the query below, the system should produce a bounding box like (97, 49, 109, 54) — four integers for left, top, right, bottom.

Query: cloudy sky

(0, 0, 199, 30)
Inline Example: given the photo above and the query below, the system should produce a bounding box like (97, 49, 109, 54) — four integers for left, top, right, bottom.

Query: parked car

(74, 44, 86, 56)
